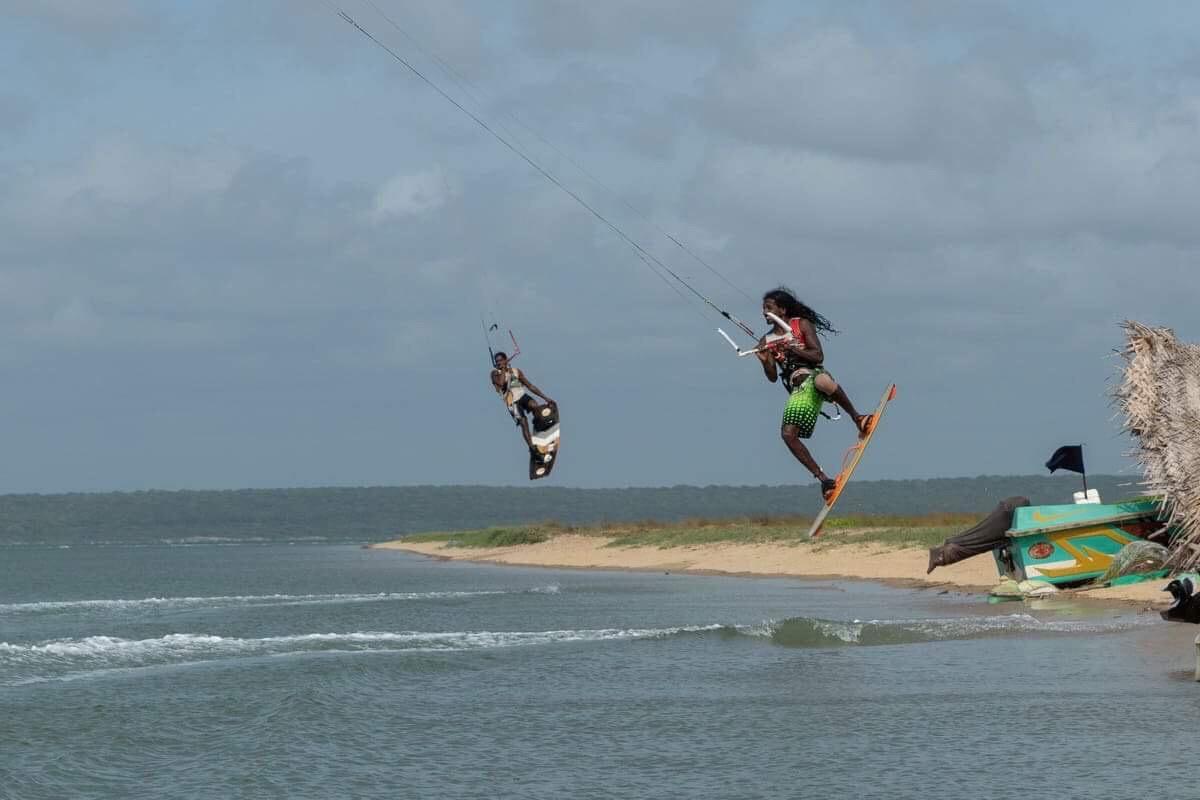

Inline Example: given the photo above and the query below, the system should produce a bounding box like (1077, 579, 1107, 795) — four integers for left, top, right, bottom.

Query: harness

(501, 367, 525, 396)
(496, 367, 528, 421)
(765, 318, 839, 421)
(764, 318, 822, 392)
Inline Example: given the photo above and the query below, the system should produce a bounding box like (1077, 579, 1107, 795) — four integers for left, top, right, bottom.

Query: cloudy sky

(2, 0, 1197, 492)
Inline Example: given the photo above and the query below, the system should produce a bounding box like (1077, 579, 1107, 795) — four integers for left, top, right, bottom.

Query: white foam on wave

(158, 536, 271, 545)
(1, 633, 228, 658)
(0, 585, 563, 615)
(3, 624, 721, 657)
(0, 623, 723, 683)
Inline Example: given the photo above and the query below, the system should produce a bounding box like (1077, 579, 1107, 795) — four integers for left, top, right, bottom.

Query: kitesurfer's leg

(516, 415, 534, 448)
(517, 395, 548, 440)
(781, 424, 837, 499)
(782, 379, 838, 500)
(509, 405, 534, 448)
(814, 373, 872, 437)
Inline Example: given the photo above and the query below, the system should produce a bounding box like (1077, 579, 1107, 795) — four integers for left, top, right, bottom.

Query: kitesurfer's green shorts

(781, 370, 824, 439)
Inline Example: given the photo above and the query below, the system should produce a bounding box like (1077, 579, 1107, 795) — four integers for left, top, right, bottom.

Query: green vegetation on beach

(422, 527, 552, 548)
(400, 512, 979, 550)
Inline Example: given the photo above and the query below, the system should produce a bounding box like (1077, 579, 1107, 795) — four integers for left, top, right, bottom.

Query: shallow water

(2, 543, 1197, 799)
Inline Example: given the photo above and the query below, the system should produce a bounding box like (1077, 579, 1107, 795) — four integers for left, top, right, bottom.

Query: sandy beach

(374, 534, 1175, 608)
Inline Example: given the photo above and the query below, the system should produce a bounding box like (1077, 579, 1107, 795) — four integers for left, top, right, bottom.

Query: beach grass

(399, 512, 977, 550)
(405, 527, 550, 548)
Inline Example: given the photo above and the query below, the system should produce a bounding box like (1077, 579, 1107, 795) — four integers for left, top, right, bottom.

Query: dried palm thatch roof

(1114, 321, 1200, 571)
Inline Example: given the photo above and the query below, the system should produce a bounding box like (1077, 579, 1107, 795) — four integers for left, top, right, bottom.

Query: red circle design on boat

(1028, 543, 1055, 560)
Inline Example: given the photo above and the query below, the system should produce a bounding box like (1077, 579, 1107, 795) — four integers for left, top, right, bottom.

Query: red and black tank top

(766, 318, 820, 391)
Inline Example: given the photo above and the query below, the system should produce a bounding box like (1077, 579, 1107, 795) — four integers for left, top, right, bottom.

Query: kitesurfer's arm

(757, 336, 778, 382)
(490, 369, 505, 394)
(785, 319, 824, 365)
(520, 374, 554, 405)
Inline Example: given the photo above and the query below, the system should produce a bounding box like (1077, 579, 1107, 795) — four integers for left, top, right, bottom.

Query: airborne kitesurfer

(756, 288, 872, 501)
(490, 351, 555, 452)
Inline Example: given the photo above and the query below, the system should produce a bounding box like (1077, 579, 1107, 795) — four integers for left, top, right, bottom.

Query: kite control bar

(718, 312, 793, 357)
(483, 318, 522, 364)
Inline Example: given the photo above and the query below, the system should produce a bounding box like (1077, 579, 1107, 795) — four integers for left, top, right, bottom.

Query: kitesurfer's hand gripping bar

(718, 312, 792, 357)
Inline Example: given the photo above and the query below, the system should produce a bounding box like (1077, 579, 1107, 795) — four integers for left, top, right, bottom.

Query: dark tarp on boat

(926, 496, 1031, 574)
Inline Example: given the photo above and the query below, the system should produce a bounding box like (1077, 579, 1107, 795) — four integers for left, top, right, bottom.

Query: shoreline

(373, 534, 1175, 609)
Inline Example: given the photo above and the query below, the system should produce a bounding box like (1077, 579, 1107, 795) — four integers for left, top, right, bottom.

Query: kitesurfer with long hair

(757, 287, 872, 501)
(490, 351, 555, 452)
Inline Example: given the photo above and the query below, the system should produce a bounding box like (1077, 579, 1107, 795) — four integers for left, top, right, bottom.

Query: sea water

(2, 543, 1197, 799)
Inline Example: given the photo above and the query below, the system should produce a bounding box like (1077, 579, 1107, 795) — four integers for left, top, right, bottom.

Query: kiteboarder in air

(490, 351, 556, 453)
(756, 288, 873, 501)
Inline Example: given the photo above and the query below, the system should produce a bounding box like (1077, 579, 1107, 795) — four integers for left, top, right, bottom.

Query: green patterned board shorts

(781, 370, 824, 439)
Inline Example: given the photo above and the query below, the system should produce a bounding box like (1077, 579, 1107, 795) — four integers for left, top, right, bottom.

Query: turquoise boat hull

(993, 499, 1166, 586)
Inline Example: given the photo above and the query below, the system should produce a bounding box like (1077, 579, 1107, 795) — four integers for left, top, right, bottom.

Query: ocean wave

(1, 610, 1139, 686)
(0, 585, 562, 615)
(158, 536, 272, 544)
(737, 613, 1146, 648)
(0, 623, 721, 684)
(1, 624, 721, 660)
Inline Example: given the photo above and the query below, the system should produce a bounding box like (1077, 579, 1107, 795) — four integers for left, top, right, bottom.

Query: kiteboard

(528, 402, 561, 480)
(806, 384, 897, 538)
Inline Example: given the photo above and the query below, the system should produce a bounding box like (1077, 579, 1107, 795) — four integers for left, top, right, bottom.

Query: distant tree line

(0, 474, 1138, 546)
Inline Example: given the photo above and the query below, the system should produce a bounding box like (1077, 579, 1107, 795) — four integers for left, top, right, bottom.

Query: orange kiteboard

(807, 384, 897, 538)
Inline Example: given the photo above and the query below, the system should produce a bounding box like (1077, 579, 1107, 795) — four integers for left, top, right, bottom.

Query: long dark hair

(763, 287, 838, 335)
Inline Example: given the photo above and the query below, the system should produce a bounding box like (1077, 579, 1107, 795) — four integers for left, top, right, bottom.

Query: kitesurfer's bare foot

(853, 414, 874, 439)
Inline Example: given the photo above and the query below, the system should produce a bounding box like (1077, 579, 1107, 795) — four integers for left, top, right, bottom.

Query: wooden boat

(992, 498, 1166, 586)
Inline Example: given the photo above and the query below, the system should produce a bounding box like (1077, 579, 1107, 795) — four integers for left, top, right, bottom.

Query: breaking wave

(0, 623, 720, 685)
(0, 609, 1145, 686)
(746, 613, 1144, 648)
(637, 612, 1147, 648)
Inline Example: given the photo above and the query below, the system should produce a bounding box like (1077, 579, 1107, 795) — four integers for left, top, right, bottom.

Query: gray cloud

(238, 0, 499, 80)
(700, 25, 1035, 164)
(496, 61, 693, 162)
(0, 94, 34, 138)
(690, 47, 1200, 248)
(0, 132, 678, 371)
(8, 0, 156, 45)
(519, 0, 749, 54)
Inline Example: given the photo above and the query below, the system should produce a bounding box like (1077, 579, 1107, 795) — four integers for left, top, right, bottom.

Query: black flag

(1045, 445, 1085, 475)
